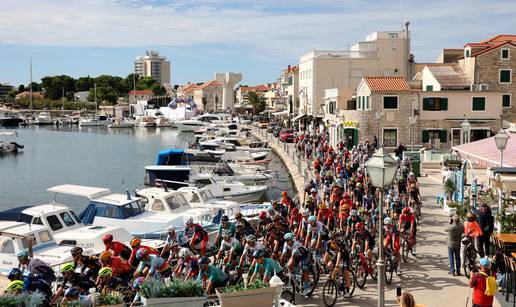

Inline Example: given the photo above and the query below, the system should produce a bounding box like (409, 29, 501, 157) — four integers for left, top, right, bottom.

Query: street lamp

(409, 115, 417, 151)
(461, 117, 471, 144)
(494, 129, 509, 167)
(364, 148, 398, 307)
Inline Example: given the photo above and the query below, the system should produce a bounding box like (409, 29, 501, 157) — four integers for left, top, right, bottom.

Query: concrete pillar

(214, 73, 242, 112)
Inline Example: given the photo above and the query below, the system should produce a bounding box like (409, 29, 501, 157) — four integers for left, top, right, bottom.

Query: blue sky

(1, 0, 515, 87)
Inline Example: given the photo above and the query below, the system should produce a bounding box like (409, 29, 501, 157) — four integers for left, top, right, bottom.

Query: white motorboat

(48, 184, 216, 238)
(108, 118, 134, 128)
(190, 162, 274, 185)
(79, 115, 109, 127)
(175, 114, 225, 132)
(179, 174, 268, 203)
(0, 131, 24, 155)
(0, 221, 75, 275)
(155, 117, 172, 127)
(137, 116, 157, 128)
(33, 112, 54, 125)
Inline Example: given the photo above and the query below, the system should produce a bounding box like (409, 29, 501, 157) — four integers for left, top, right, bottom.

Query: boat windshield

(0, 237, 15, 254)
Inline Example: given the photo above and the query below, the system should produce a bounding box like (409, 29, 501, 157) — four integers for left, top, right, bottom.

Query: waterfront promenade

(251, 127, 506, 307)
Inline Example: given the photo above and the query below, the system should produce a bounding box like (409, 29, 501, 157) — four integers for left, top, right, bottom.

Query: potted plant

(443, 178, 456, 213)
(216, 280, 276, 307)
(140, 278, 206, 307)
(0, 291, 45, 307)
(98, 291, 124, 306)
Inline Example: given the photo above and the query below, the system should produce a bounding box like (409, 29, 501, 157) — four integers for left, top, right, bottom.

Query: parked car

(267, 123, 277, 133)
(272, 126, 283, 137)
(279, 128, 294, 142)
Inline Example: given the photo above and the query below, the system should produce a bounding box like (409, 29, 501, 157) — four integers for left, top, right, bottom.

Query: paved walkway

(251, 128, 507, 307)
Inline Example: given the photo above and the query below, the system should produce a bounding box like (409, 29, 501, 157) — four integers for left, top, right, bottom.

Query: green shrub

(0, 291, 45, 307)
(219, 280, 269, 293)
(141, 278, 204, 298)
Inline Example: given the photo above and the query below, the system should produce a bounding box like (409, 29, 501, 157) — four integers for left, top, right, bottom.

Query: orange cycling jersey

(464, 221, 483, 237)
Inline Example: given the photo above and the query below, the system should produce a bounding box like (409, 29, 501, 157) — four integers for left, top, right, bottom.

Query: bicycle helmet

(350, 209, 358, 217)
(301, 210, 309, 217)
(71, 247, 83, 257)
(235, 212, 243, 219)
(356, 222, 365, 230)
(343, 192, 350, 198)
(221, 215, 230, 222)
(267, 206, 274, 213)
(273, 214, 281, 222)
(98, 267, 113, 277)
(16, 249, 29, 259)
(259, 211, 267, 219)
(102, 234, 113, 244)
(5, 280, 24, 292)
(99, 250, 113, 261)
(64, 287, 80, 298)
(308, 215, 316, 223)
(179, 248, 192, 259)
(384, 217, 393, 225)
(329, 230, 338, 239)
(185, 217, 194, 227)
(284, 232, 294, 241)
(403, 207, 410, 214)
(130, 237, 142, 248)
(7, 268, 22, 280)
(136, 248, 148, 260)
(222, 229, 232, 238)
(252, 249, 266, 259)
(60, 262, 75, 273)
(246, 234, 257, 242)
(265, 223, 274, 231)
(133, 277, 145, 289)
(295, 246, 308, 256)
(409, 172, 414, 177)
(198, 257, 211, 266)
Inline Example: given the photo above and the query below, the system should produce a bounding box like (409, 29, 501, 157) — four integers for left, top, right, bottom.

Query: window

(500, 69, 512, 84)
(38, 231, 52, 243)
(151, 199, 165, 211)
(46, 215, 63, 231)
(472, 97, 486, 111)
(465, 49, 470, 58)
(501, 48, 510, 60)
(22, 235, 37, 249)
(365, 96, 371, 110)
(70, 211, 81, 224)
(426, 85, 433, 91)
(383, 129, 397, 147)
(60, 212, 76, 226)
(357, 97, 362, 110)
(0, 239, 15, 254)
(503, 94, 511, 108)
(422, 130, 447, 143)
(422, 97, 448, 111)
(383, 96, 398, 109)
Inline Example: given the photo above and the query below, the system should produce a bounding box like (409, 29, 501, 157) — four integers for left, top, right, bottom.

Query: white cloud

(0, 0, 515, 63)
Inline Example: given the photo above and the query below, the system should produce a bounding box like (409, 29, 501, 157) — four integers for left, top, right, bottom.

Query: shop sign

(341, 121, 359, 128)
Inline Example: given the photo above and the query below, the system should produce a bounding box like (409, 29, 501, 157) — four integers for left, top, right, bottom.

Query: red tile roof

(129, 90, 153, 95)
(470, 41, 516, 57)
(197, 80, 222, 90)
(363, 77, 411, 92)
(180, 83, 199, 94)
(481, 34, 516, 44)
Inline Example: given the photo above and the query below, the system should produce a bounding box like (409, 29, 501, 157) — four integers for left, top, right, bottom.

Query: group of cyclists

(3, 131, 422, 306)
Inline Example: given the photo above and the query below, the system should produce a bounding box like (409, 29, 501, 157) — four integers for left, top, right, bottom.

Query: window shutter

(441, 98, 448, 110)
(439, 130, 447, 143)
(422, 130, 429, 143)
(422, 98, 430, 110)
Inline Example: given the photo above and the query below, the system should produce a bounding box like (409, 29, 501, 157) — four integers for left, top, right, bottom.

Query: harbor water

(0, 126, 294, 212)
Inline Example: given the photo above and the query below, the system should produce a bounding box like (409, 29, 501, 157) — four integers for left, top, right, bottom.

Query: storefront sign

(341, 121, 359, 128)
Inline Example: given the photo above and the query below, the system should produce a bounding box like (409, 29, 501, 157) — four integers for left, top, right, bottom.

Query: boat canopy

(47, 184, 111, 199)
(156, 149, 186, 165)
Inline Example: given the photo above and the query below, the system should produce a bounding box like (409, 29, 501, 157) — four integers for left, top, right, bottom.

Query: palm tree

(243, 91, 266, 115)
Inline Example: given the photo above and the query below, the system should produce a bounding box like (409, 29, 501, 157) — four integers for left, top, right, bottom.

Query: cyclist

(5, 280, 24, 295)
(399, 207, 417, 256)
(234, 212, 256, 236)
(238, 234, 264, 269)
(258, 211, 272, 237)
(7, 267, 52, 300)
(345, 209, 362, 237)
(103, 234, 132, 260)
(214, 215, 235, 248)
(397, 175, 407, 195)
(16, 249, 56, 286)
(325, 230, 351, 291)
(216, 229, 243, 266)
(71, 247, 100, 280)
(174, 248, 199, 281)
(96, 267, 127, 294)
(98, 250, 133, 282)
(134, 248, 171, 280)
(249, 249, 283, 283)
(184, 217, 210, 256)
(351, 222, 374, 259)
(305, 215, 329, 249)
(280, 232, 302, 266)
(61, 287, 81, 305)
(383, 217, 402, 275)
(197, 257, 228, 294)
(50, 262, 95, 306)
(128, 237, 159, 266)
(287, 245, 313, 295)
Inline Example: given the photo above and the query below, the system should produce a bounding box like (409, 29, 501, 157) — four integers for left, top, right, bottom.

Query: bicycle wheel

(280, 289, 295, 304)
(384, 258, 394, 285)
(369, 254, 378, 280)
(343, 269, 356, 299)
(402, 239, 409, 262)
(354, 260, 367, 289)
(305, 266, 319, 296)
(322, 279, 338, 307)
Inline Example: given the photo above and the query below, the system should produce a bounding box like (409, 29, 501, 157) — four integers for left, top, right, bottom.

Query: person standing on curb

(477, 203, 494, 257)
(469, 257, 497, 307)
(445, 214, 463, 276)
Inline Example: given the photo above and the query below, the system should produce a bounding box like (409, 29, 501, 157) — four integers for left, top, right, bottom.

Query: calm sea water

(0, 126, 292, 212)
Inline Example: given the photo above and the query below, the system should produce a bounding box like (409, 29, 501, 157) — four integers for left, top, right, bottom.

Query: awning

(452, 131, 516, 168)
(293, 113, 307, 121)
(272, 110, 289, 116)
(491, 173, 516, 192)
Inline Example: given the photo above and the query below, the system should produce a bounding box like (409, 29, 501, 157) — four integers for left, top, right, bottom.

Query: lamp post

(365, 148, 398, 307)
(461, 117, 471, 144)
(494, 129, 509, 232)
(409, 115, 416, 151)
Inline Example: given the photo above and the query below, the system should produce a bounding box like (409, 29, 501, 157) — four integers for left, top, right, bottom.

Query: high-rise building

(134, 50, 171, 85)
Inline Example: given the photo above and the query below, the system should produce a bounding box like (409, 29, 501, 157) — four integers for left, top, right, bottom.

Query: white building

(298, 28, 412, 120)
(134, 50, 171, 85)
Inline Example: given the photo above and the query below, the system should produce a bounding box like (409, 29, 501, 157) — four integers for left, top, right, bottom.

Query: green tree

(75, 76, 94, 92)
(41, 75, 75, 100)
(88, 86, 117, 104)
(124, 73, 139, 93)
(136, 76, 158, 90)
(243, 91, 266, 115)
(18, 85, 25, 93)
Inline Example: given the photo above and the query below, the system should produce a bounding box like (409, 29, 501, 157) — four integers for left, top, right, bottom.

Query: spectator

(469, 257, 496, 307)
(397, 291, 427, 307)
(477, 204, 494, 257)
(464, 212, 483, 258)
(394, 143, 406, 160)
(445, 215, 464, 276)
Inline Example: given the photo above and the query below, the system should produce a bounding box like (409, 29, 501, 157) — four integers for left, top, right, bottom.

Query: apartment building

(193, 80, 223, 112)
(134, 50, 171, 85)
(279, 65, 299, 119)
(298, 29, 412, 122)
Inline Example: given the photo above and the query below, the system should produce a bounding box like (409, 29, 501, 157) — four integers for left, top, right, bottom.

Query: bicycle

(353, 249, 378, 289)
(322, 267, 356, 306)
(401, 230, 414, 262)
(384, 247, 398, 285)
(281, 265, 318, 304)
(461, 234, 479, 278)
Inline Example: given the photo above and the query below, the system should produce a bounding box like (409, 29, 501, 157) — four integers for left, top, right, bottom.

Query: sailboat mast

(29, 57, 33, 111)
(94, 83, 97, 116)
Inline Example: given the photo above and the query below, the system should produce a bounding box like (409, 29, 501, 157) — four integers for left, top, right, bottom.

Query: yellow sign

(341, 121, 359, 128)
